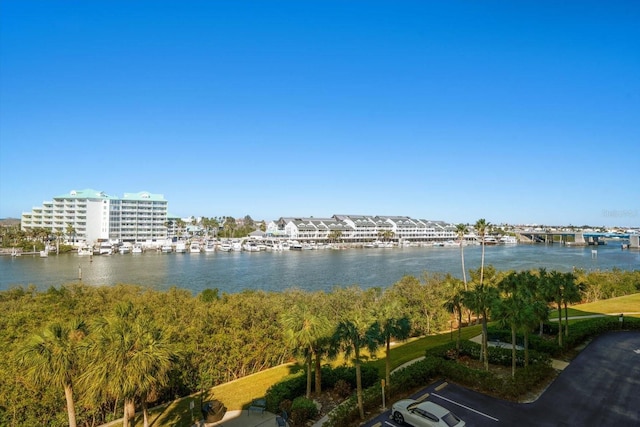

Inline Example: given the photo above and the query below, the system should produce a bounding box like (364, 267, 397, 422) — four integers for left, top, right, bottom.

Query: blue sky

(1, 1, 638, 227)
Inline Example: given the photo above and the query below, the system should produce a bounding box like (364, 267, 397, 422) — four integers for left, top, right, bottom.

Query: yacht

(189, 241, 202, 253)
(99, 242, 113, 255)
(132, 243, 143, 254)
(175, 242, 187, 253)
(204, 240, 217, 253)
(500, 235, 518, 244)
(219, 242, 232, 252)
(482, 236, 499, 245)
(119, 243, 132, 254)
(243, 241, 260, 252)
(161, 243, 173, 253)
(77, 245, 93, 256)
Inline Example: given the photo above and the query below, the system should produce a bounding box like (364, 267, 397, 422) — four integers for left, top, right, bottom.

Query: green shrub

(289, 396, 318, 426)
(325, 383, 382, 427)
(318, 365, 379, 390)
(264, 372, 306, 413)
(266, 364, 380, 414)
(333, 379, 352, 398)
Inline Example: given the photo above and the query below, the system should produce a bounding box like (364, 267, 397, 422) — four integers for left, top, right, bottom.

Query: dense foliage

(0, 266, 638, 426)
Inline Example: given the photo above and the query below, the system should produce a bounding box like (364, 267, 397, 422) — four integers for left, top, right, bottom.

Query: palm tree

(83, 302, 174, 427)
(19, 319, 88, 427)
(54, 230, 64, 254)
(495, 272, 529, 377)
(463, 267, 499, 371)
(519, 271, 550, 366)
(562, 272, 581, 337)
(332, 311, 380, 420)
(545, 270, 566, 347)
(475, 218, 490, 286)
(375, 297, 411, 398)
(66, 224, 77, 245)
(280, 303, 331, 398)
(327, 230, 343, 244)
(443, 276, 465, 354)
(455, 224, 469, 287)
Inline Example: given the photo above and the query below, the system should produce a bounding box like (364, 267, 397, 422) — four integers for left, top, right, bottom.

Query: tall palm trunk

(314, 351, 322, 395)
(305, 353, 312, 398)
(384, 336, 391, 397)
(123, 399, 135, 427)
(564, 301, 570, 337)
(456, 308, 462, 354)
(480, 240, 485, 286)
(64, 383, 77, 427)
(143, 401, 150, 427)
(481, 310, 489, 371)
(557, 302, 563, 346)
(460, 241, 472, 324)
(511, 324, 517, 378)
(355, 353, 364, 420)
(524, 330, 530, 367)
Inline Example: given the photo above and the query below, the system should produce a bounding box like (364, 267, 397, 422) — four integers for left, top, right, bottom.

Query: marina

(1, 243, 638, 295)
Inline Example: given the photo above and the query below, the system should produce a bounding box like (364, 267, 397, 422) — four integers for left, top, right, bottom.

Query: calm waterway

(1, 244, 638, 294)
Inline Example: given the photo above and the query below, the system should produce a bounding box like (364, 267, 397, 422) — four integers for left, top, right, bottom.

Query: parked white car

(391, 399, 465, 427)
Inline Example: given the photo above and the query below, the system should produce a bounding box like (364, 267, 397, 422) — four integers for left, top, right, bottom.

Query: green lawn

(548, 293, 640, 319)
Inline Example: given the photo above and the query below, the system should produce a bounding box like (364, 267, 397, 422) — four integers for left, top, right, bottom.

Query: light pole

(619, 313, 624, 329)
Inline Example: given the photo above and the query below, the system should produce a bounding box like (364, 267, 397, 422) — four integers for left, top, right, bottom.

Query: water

(1, 244, 638, 294)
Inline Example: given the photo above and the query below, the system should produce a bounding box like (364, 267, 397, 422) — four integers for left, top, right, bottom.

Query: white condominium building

(266, 215, 457, 242)
(21, 189, 168, 244)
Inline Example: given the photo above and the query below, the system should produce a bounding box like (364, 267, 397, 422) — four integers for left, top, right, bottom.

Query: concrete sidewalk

(194, 409, 282, 427)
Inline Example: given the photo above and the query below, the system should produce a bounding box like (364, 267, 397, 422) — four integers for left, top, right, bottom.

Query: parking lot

(362, 331, 640, 427)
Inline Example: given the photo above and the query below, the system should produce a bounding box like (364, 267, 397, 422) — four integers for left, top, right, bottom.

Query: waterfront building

(21, 189, 168, 245)
(266, 215, 456, 243)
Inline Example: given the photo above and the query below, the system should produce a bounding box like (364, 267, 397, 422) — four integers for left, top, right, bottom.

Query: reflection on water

(1, 244, 638, 294)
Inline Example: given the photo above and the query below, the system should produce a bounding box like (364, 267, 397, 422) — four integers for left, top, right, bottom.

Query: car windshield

(441, 412, 461, 427)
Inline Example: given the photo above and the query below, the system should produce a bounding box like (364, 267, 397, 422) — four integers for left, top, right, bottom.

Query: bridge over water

(515, 231, 639, 248)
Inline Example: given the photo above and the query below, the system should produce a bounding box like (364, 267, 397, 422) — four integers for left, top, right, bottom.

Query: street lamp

(619, 313, 624, 329)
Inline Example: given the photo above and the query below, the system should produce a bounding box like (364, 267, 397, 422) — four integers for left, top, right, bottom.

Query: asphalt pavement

(362, 331, 640, 427)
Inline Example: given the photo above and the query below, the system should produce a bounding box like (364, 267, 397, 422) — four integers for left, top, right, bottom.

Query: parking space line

(435, 381, 448, 391)
(415, 392, 430, 402)
(431, 393, 499, 422)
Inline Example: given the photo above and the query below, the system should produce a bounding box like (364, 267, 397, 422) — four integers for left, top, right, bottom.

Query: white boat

(243, 241, 260, 252)
(132, 243, 143, 254)
(481, 236, 499, 245)
(189, 242, 202, 253)
(39, 248, 49, 258)
(99, 242, 113, 255)
(175, 242, 187, 253)
(77, 246, 93, 256)
(219, 242, 232, 252)
(231, 241, 242, 252)
(204, 240, 216, 252)
(119, 243, 132, 254)
(500, 236, 518, 244)
(161, 243, 173, 253)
